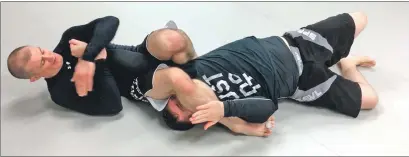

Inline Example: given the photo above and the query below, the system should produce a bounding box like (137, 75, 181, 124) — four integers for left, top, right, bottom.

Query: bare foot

(242, 116, 275, 137)
(338, 56, 376, 71)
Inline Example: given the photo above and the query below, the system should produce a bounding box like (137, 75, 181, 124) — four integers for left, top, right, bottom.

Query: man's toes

(264, 130, 272, 137)
(356, 56, 376, 67)
(359, 60, 376, 67)
(267, 119, 275, 129)
(266, 121, 273, 129)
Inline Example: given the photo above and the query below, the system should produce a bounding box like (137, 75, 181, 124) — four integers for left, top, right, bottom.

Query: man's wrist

(218, 101, 225, 118)
(82, 53, 95, 62)
(223, 101, 232, 117)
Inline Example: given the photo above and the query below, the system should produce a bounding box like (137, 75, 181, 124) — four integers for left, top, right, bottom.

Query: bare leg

(220, 116, 275, 137)
(338, 56, 378, 109)
(242, 116, 275, 137)
(348, 12, 368, 38)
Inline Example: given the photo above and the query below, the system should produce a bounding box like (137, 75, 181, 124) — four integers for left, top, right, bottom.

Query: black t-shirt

(179, 36, 299, 118)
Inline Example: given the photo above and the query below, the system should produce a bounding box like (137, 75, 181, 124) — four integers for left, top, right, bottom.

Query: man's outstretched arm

(223, 97, 277, 123)
(189, 97, 277, 130)
(146, 64, 224, 115)
(80, 16, 120, 62)
(107, 28, 197, 66)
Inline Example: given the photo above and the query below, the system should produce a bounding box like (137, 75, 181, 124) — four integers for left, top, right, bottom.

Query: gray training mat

(1, 2, 409, 156)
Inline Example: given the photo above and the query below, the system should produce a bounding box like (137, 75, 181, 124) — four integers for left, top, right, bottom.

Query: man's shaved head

(7, 46, 32, 79)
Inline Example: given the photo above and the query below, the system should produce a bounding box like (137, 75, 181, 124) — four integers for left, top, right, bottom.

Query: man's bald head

(7, 45, 32, 79)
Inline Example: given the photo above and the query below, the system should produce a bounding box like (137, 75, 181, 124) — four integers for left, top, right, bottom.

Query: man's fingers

(191, 115, 209, 124)
(191, 112, 207, 121)
(191, 116, 208, 124)
(72, 71, 88, 97)
(75, 80, 87, 97)
(76, 78, 87, 96)
(69, 39, 79, 45)
(191, 110, 207, 118)
(264, 130, 272, 137)
(204, 121, 217, 130)
(87, 73, 93, 92)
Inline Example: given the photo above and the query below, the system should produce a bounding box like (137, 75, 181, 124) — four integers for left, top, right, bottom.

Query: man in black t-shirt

(147, 12, 379, 131)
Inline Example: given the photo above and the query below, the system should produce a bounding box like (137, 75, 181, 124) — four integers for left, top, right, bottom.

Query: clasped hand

(69, 39, 106, 97)
(190, 100, 225, 130)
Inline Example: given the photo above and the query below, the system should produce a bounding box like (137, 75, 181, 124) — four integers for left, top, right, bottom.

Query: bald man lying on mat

(6, 16, 275, 137)
(146, 12, 378, 132)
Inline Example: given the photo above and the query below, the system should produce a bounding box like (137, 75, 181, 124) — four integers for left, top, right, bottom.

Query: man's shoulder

(44, 70, 65, 92)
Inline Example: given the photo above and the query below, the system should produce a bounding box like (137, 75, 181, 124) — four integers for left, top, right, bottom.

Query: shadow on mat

(3, 90, 51, 120)
(3, 90, 123, 129)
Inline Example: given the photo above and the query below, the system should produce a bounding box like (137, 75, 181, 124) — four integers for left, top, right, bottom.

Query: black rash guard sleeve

(50, 60, 122, 116)
(107, 43, 139, 52)
(223, 96, 278, 123)
(107, 35, 150, 56)
(81, 16, 120, 62)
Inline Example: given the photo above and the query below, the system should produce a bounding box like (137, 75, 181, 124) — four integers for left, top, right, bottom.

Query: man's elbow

(245, 106, 277, 123)
(96, 97, 124, 116)
(167, 67, 196, 94)
(243, 114, 271, 124)
(104, 16, 120, 27)
(85, 105, 123, 116)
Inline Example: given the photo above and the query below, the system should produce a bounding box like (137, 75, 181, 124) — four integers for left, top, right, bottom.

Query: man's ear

(165, 20, 178, 29)
(29, 76, 41, 82)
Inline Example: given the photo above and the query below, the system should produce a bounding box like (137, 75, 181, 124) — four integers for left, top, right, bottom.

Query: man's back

(181, 36, 299, 103)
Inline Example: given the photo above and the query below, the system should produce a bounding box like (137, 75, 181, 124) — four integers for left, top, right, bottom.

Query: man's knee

(348, 12, 368, 38)
(359, 83, 378, 110)
(147, 29, 187, 61)
(160, 29, 187, 53)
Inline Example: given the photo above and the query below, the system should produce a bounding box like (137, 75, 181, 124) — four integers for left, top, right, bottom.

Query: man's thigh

(290, 63, 362, 118)
(283, 13, 356, 67)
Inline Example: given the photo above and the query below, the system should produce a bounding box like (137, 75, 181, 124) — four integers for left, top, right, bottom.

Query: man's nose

(43, 55, 54, 61)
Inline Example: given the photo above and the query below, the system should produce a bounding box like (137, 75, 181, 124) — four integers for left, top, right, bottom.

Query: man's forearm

(82, 16, 120, 62)
(223, 97, 277, 123)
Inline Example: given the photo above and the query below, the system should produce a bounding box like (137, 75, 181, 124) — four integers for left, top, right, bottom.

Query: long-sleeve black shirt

(45, 16, 123, 115)
(44, 15, 173, 116)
